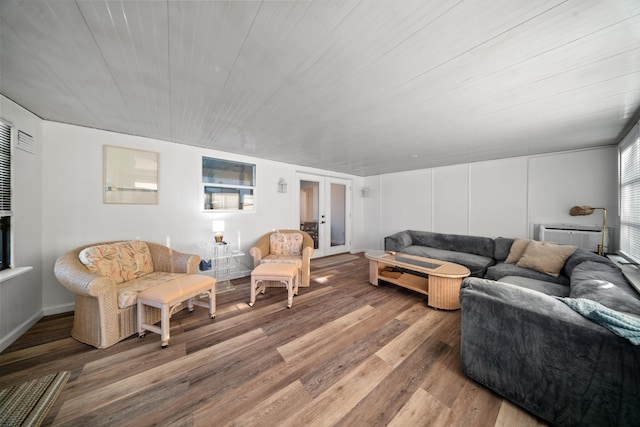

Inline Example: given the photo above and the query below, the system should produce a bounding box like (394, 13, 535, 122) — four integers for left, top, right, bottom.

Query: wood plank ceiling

(1, 0, 639, 176)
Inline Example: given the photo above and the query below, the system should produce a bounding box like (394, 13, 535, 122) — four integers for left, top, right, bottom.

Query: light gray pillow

(504, 238, 531, 264)
(516, 240, 576, 277)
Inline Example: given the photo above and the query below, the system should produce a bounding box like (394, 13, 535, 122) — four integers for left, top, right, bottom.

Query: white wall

(469, 157, 528, 238)
(354, 176, 379, 251)
(380, 169, 432, 240)
(528, 148, 618, 236)
(0, 96, 43, 351)
(433, 164, 469, 234)
(41, 122, 359, 312)
(367, 146, 617, 249)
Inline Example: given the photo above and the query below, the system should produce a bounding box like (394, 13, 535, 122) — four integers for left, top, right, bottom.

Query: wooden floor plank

(63, 341, 188, 400)
(276, 305, 376, 362)
(218, 380, 313, 427)
(54, 328, 267, 424)
(335, 334, 451, 426)
(495, 400, 548, 427)
(375, 308, 446, 368)
(420, 339, 469, 409)
(299, 318, 409, 399)
(387, 387, 452, 427)
(297, 297, 418, 399)
(0, 337, 81, 369)
(190, 359, 303, 425)
(448, 381, 503, 427)
(279, 355, 394, 427)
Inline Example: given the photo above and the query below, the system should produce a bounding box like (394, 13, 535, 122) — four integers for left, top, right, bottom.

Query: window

(202, 157, 255, 211)
(619, 122, 640, 264)
(0, 119, 11, 270)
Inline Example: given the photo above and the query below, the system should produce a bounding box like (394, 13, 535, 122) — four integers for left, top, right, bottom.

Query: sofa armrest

(54, 251, 117, 297)
(250, 234, 271, 267)
(301, 231, 314, 258)
(249, 246, 262, 268)
(460, 277, 640, 426)
(384, 230, 412, 252)
(302, 246, 313, 261)
(147, 242, 199, 274)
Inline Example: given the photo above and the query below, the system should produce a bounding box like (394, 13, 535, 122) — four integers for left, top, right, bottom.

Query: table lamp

(212, 220, 225, 243)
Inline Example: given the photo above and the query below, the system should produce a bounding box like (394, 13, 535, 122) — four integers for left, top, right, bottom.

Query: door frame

(296, 173, 351, 258)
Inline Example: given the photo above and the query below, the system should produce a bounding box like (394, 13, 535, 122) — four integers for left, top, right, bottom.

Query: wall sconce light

(212, 220, 225, 243)
(278, 178, 288, 193)
(569, 205, 607, 256)
(361, 186, 370, 197)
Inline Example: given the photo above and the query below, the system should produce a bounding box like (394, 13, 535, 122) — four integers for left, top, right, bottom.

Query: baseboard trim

(43, 303, 75, 316)
(0, 310, 43, 353)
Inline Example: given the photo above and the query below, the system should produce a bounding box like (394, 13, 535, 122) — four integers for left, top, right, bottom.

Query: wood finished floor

(0, 253, 548, 427)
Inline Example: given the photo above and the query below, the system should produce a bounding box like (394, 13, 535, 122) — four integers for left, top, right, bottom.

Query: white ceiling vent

(16, 130, 34, 154)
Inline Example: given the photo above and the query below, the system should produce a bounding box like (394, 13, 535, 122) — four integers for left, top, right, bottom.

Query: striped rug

(0, 371, 70, 427)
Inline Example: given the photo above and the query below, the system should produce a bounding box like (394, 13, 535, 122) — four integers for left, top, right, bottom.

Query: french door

(296, 173, 351, 258)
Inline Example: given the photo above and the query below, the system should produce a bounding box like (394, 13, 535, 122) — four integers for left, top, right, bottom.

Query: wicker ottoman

(250, 263, 299, 308)
(137, 275, 216, 348)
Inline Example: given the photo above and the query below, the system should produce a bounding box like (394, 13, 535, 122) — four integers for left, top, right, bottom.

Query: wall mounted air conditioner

(539, 224, 612, 253)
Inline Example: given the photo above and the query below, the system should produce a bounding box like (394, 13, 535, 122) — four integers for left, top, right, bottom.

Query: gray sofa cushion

(562, 248, 615, 277)
(570, 261, 640, 314)
(485, 262, 570, 285)
(384, 230, 413, 252)
(499, 275, 570, 297)
(408, 230, 495, 258)
(401, 245, 493, 277)
(570, 280, 640, 315)
(571, 261, 635, 292)
(493, 237, 514, 262)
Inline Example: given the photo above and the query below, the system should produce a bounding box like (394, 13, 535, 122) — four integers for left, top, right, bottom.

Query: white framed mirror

(104, 145, 158, 204)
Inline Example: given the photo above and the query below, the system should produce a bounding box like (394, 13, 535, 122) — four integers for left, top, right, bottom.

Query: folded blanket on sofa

(557, 297, 640, 345)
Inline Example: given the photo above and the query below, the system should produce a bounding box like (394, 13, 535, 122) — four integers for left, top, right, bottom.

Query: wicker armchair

(54, 241, 199, 349)
(249, 230, 314, 287)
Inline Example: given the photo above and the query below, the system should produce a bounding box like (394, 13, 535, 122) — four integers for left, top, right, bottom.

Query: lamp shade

(569, 205, 595, 216)
(212, 220, 225, 233)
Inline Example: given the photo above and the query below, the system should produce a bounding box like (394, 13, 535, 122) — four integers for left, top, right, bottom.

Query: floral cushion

(79, 241, 154, 284)
(269, 233, 303, 256)
(260, 255, 303, 268)
(117, 272, 183, 308)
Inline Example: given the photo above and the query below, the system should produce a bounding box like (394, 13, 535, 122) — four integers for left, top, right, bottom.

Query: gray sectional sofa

(384, 230, 496, 277)
(384, 230, 640, 427)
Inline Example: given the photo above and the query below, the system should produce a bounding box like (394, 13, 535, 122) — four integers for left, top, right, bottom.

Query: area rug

(0, 371, 70, 427)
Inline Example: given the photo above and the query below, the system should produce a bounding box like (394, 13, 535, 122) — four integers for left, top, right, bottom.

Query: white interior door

(297, 173, 351, 258)
(325, 177, 351, 256)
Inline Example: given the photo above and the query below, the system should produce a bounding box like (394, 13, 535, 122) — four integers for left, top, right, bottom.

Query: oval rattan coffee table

(365, 251, 470, 310)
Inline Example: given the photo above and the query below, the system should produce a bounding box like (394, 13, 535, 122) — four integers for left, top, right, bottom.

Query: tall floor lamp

(569, 205, 607, 256)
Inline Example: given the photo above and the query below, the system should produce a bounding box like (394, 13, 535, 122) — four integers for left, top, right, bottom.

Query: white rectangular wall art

(103, 145, 158, 204)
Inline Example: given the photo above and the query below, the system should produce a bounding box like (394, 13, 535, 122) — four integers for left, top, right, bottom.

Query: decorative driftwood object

(570, 205, 595, 216)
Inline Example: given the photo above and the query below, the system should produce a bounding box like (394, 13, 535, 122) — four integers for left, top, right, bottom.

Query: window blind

(619, 122, 640, 264)
(0, 120, 11, 217)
